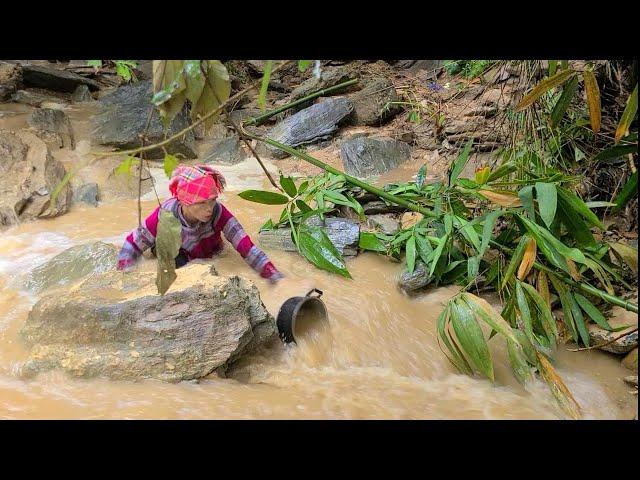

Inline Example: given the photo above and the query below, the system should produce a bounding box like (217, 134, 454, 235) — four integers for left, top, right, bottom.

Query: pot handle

(305, 288, 323, 298)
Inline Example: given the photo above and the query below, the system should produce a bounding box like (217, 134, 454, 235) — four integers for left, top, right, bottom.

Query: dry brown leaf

(517, 237, 537, 280)
(478, 189, 523, 207)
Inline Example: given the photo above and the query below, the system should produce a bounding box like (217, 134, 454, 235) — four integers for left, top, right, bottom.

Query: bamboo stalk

(243, 79, 359, 126)
(238, 130, 438, 219)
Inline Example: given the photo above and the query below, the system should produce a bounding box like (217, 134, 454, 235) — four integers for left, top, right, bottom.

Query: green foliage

(443, 60, 495, 78)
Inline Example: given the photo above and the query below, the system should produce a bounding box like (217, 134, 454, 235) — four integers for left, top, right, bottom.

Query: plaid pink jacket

(116, 198, 283, 281)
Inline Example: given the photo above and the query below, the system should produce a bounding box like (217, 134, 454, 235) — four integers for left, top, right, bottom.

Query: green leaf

(556, 186, 604, 230)
(548, 275, 579, 343)
(450, 299, 494, 381)
(550, 76, 579, 128)
(238, 190, 290, 205)
(295, 199, 312, 213)
(415, 232, 433, 265)
(501, 234, 530, 290)
(548, 60, 558, 76)
(297, 224, 351, 278)
(449, 139, 473, 186)
(592, 144, 638, 163)
(429, 235, 449, 277)
(462, 293, 521, 345)
(515, 69, 577, 111)
(615, 84, 638, 142)
(585, 201, 618, 208)
(556, 196, 596, 248)
(116, 63, 132, 82)
(480, 210, 501, 258)
(258, 60, 273, 110)
(444, 214, 453, 236)
(152, 60, 188, 127)
(279, 174, 297, 197)
(521, 282, 558, 342)
(487, 162, 517, 183)
(574, 293, 613, 331)
(406, 236, 417, 274)
(457, 178, 479, 189)
(568, 292, 590, 346)
(437, 306, 474, 375)
(86, 60, 102, 68)
(516, 281, 536, 344)
(507, 339, 534, 385)
(182, 60, 205, 106)
(518, 185, 536, 220)
(583, 70, 601, 133)
(518, 214, 586, 267)
(535, 182, 557, 228)
(416, 163, 427, 189)
(298, 180, 309, 194)
(298, 60, 313, 72)
(260, 219, 275, 231)
(163, 154, 179, 179)
(608, 242, 638, 273)
(359, 232, 386, 252)
(155, 209, 182, 295)
(613, 171, 638, 213)
(115, 156, 139, 175)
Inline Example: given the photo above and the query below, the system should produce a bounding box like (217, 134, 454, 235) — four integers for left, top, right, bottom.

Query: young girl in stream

(116, 164, 285, 283)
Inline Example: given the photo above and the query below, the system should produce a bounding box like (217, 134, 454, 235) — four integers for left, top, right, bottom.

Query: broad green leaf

(583, 70, 601, 133)
(615, 84, 637, 142)
(415, 232, 433, 265)
(457, 178, 478, 190)
(515, 69, 577, 111)
(359, 232, 386, 252)
(192, 60, 231, 129)
(550, 76, 580, 128)
(574, 293, 613, 331)
(152, 60, 188, 127)
(297, 224, 351, 278)
(115, 156, 139, 175)
(444, 214, 453, 235)
(155, 209, 182, 295)
(258, 60, 273, 110)
(608, 242, 638, 273)
(536, 351, 582, 420)
(429, 234, 449, 277)
(568, 291, 590, 346)
(518, 185, 536, 220)
(406, 236, 417, 274)
(548, 274, 579, 343)
(480, 210, 501, 258)
(183, 60, 205, 106)
(450, 299, 494, 381)
(238, 190, 290, 205)
(518, 214, 586, 267)
(612, 171, 638, 213)
(298, 180, 309, 194)
(454, 216, 481, 253)
(556, 196, 596, 248)
(556, 186, 604, 229)
(163, 154, 179, 179)
(467, 256, 480, 283)
(416, 163, 427, 189)
(280, 175, 297, 197)
(486, 162, 517, 182)
(260, 219, 275, 231)
(449, 139, 473, 186)
(322, 190, 351, 205)
(535, 182, 557, 228)
(507, 340, 534, 385)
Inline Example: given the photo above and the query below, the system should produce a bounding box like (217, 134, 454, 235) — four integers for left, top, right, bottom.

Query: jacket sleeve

(116, 206, 161, 270)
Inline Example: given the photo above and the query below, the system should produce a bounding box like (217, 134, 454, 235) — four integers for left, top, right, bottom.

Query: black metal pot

(276, 288, 328, 344)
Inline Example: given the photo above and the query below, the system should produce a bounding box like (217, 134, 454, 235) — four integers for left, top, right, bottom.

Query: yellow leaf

(583, 70, 601, 134)
(474, 166, 491, 185)
(609, 242, 638, 273)
(515, 69, 577, 111)
(401, 211, 422, 230)
(566, 259, 581, 281)
(517, 237, 537, 280)
(536, 351, 582, 420)
(537, 270, 551, 308)
(478, 189, 522, 207)
(615, 84, 638, 142)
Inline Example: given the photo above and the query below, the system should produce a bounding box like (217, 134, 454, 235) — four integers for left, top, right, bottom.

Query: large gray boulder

(21, 64, 100, 92)
(91, 80, 197, 160)
(347, 77, 402, 126)
(18, 264, 277, 382)
(25, 242, 119, 293)
(340, 136, 411, 178)
(265, 97, 354, 158)
(0, 129, 72, 227)
(27, 108, 75, 149)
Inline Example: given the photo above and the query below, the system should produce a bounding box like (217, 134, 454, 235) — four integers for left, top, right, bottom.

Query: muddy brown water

(0, 100, 637, 419)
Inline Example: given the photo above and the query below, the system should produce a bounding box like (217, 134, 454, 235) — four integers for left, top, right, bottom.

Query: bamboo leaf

(550, 76, 579, 128)
(429, 235, 449, 277)
(515, 69, 577, 111)
(535, 182, 557, 229)
(518, 185, 536, 220)
(359, 232, 386, 252)
(415, 232, 433, 265)
(183, 60, 205, 106)
(163, 154, 179, 179)
(556, 196, 596, 248)
(608, 242, 638, 273)
(612, 171, 638, 213)
(502, 234, 530, 290)
(556, 186, 604, 230)
(592, 144, 638, 163)
(479, 189, 523, 207)
(437, 306, 474, 375)
(406, 236, 417, 274)
(487, 162, 517, 183)
(574, 293, 613, 331)
(462, 293, 520, 344)
(537, 270, 551, 309)
(568, 291, 590, 346)
(548, 60, 558, 76)
(297, 224, 351, 278)
(521, 281, 558, 342)
(449, 139, 473, 186)
(615, 83, 638, 142)
(298, 60, 313, 72)
(450, 299, 494, 381)
(508, 340, 534, 385)
(549, 274, 579, 343)
(516, 281, 536, 344)
(416, 163, 427, 189)
(583, 70, 601, 133)
(480, 210, 501, 258)
(536, 351, 582, 420)
(279, 174, 297, 198)
(238, 190, 290, 205)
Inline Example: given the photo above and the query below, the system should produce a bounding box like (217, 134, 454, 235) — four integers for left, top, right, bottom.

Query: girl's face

(183, 198, 217, 223)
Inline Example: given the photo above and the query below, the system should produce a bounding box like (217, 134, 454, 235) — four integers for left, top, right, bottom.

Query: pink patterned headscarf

(168, 164, 226, 205)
